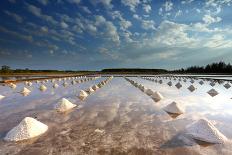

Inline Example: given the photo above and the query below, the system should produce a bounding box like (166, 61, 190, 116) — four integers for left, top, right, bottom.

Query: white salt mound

(146, 89, 154, 96)
(21, 87, 31, 94)
(9, 83, 17, 89)
(163, 101, 184, 114)
(4, 117, 48, 142)
(0, 95, 5, 100)
(186, 119, 228, 144)
(54, 98, 76, 112)
(87, 87, 95, 93)
(151, 91, 164, 102)
(79, 90, 88, 98)
(39, 85, 47, 91)
(92, 85, 99, 90)
(53, 83, 59, 88)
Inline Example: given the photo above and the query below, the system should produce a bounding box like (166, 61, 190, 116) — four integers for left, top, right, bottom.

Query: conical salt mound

(92, 85, 99, 90)
(163, 102, 184, 114)
(21, 87, 31, 94)
(145, 89, 154, 96)
(151, 91, 164, 102)
(79, 90, 88, 99)
(0, 95, 5, 100)
(9, 83, 17, 89)
(186, 119, 228, 144)
(39, 85, 47, 91)
(54, 98, 76, 112)
(87, 87, 95, 93)
(4, 117, 48, 142)
(53, 83, 59, 88)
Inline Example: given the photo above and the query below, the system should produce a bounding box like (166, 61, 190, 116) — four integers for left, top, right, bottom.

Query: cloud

(105, 21, 120, 44)
(37, 0, 49, 5)
(121, 0, 140, 12)
(202, 14, 222, 24)
(98, 0, 113, 9)
(67, 0, 81, 5)
(27, 4, 57, 24)
(0, 26, 33, 42)
(141, 20, 155, 30)
(99, 47, 118, 59)
(150, 20, 196, 47)
(119, 18, 132, 31)
(81, 6, 91, 14)
(61, 21, 69, 28)
(4, 10, 23, 23)
(143, 4, 151, 13)
(8, 0, 16, 3)
(164, 1, 173, 11)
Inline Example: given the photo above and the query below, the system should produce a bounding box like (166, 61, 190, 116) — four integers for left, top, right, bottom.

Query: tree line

(174, 61, 232, 73)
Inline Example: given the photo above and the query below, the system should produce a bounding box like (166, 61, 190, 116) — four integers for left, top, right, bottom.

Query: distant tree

(1, 65, 11, 73)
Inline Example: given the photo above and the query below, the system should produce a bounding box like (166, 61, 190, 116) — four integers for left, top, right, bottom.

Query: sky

(0, 0, 232, 70)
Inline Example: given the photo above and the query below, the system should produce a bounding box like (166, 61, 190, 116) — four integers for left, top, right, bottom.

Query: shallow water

(0, 76, 232, 155)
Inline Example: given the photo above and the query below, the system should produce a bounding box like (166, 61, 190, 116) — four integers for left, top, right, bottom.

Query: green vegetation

(174, 61, 232, 74)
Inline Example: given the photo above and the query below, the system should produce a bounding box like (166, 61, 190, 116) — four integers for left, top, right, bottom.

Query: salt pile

(9, 83, 17, 89)
(27, 82, 33, 86)
(207, 89, 218, 97)
(151, 91, 163, 102)
(163, 101, 184, 114)
(71, 81, 76, 85)
(92, 85, 99, 90)
(146, 89, 154, 96)
(0, 95, 5, 100)
(54, 98, 76, 112)
(87, 87, 95, 93)
(63, 82, 68, 87)
(188, 85, 196, 92)
(79, 90, 88, 99)
(21, 87, 31, 94)
(39, 85, 47, 91)
(4, 117, 48, 142)
(53, 83, 59, 88)
(186, 119, 228, 144)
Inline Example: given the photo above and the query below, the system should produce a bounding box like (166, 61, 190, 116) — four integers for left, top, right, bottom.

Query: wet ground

(0, 76, 232, 155)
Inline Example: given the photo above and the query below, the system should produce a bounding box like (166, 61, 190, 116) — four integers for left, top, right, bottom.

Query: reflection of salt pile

(39, 85, 47, 91)
(163, 101, 184, 114)
(167, 81, 172, 86)
(0, 95, 5, 100)
(54, 98, 76, 112)
(151, 91, 163, 102)
(175, 82, 182, 89)
(186, 119, 228, 144)
(188, 85, 196, 92)
(224, 83, 231, 89)
(4, 117, 48, 142)
(21, 87, 31, 94)
(79, 90, 88, 99)
(207, 89, 218, 97)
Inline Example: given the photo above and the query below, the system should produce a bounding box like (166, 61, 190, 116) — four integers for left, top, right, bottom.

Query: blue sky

(0, 0, 232, 70)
